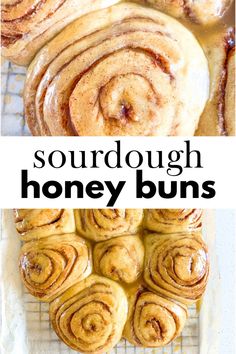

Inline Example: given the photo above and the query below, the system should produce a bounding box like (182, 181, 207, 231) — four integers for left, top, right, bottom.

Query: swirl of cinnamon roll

(144, 233, 209, 304)
(141, 0, 233, 25)
(144, 209, 203, 233)
(1, 0, 120, 66)
(19, 234, 92, 302)
(123, 286, 187, 347)
(93, 235, 144, 283)
(14, 209, 75, 241)
(75, 209, 143, 242)
(196, 27, 235, 136)
(24, 2, 209, 136)
(50, 275, 128, 354)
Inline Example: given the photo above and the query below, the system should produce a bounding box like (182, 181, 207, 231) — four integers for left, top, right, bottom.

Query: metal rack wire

(1, 59, 29, 136)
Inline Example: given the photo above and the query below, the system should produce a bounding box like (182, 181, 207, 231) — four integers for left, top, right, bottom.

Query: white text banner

(0, 137, 235, 208)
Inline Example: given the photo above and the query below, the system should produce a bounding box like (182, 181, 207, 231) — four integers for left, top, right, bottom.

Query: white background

(215, 210, 236, 354)
(0, 136, 235, 208)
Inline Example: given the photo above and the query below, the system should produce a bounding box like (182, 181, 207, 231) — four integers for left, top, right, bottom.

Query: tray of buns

(0, 209, 218, 354)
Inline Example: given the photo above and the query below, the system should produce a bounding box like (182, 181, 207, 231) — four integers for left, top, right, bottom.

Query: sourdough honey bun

(93, 235, 144, 283)
(19, 234, 92, 301)
(144, 209, 203, 233)
(1, 0, 120, 66)
(50, 275, 128, 354)
(144, 233, 209, 304)
(196, 27, 235, 136)
(123, 286, 188, 347)
(14, 209, 75, 241)
(24, 3, 209, 136)
(75, 209, 144, 241)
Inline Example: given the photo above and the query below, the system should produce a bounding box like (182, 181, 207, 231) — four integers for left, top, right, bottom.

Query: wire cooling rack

(0, 211, 200, 354)
(1, 59, 30, 136)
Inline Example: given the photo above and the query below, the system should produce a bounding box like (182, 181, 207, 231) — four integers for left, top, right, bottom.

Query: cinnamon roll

(141, 0, 233, 25)
(196, 27, 235, 136)
(14, 209, 75, 241)
(123, 286, 188, 347)
(144, 209, 203, 233)
(144, 233, 209, 304)
(24, 2, 209, 136)
(19, 234, 92, 302)
(50, 275, 128, 354)
(93, 235, 144, 283)
(1, 0, 120, 66)
(75, 209, 143, 242)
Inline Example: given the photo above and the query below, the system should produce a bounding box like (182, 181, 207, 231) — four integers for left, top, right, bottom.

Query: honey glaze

(196, 297, 203, 313)
(183, 2, 235, 49)
(130, 0, 235, 47)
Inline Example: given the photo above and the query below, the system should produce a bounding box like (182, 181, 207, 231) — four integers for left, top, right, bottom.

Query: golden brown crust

(1, 0, 120, 66)
(123, 286, 188, 347)
(144, 209, 203, 233)
(196, 27, 235, 136)
(75, 209, 144, 242)
(24, 3, 209, 136)
(142, 0, 233, 25)
(93, 235, 144, 283)
(19, 234, 92, 302)
(144, 233, 209, 304)
(49, 275, 128, 354)
(14, 209, 75, 240)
